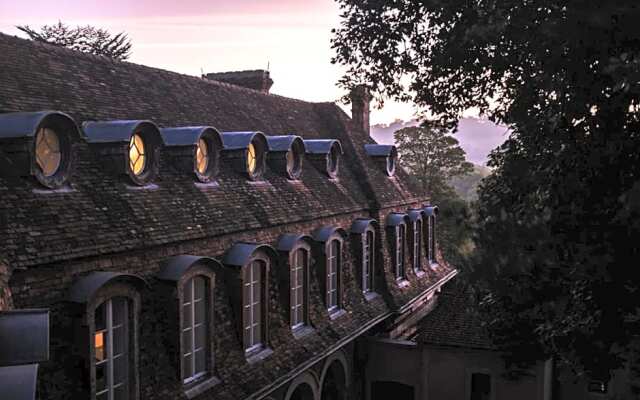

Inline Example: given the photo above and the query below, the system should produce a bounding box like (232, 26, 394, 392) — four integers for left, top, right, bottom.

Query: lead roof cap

(303, 139, 343, 155)
(0, 309, 49, 366)
(68, 271, 148, 303)
(276, 234, 314, 252)
(312, 226, 347, 243)
(363, 144, 396, 157)
(220, 131, 267, 150)
(265, 135, 306, 152)
(157, 255, 222, 281)
(160, 126, 222, 147)
(424, 205, 439, 216)
(223, 242, 278, 267)
(0, 111, 82, 140)
(386, 213, 409, 227)
(407, 209, 424, 222)
(82, 120, 163, 144)
(0, 364, 38, 400)
(350, 218, 378, 234)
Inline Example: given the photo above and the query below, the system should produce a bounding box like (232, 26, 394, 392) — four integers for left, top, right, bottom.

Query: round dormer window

(128, 133, 146, 176)
(286, 148, 302, 180)
(386, 152, 397, 176)
(35, 127, 62, 177)
(196, 138, 209, 175)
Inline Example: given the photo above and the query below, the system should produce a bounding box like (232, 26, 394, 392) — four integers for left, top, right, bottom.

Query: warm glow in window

(196, 138, 209, 175)
(247, 142, 257, 174)
(35, 127, 61, 176)
(129, 133, 146, 176)
(95, 331, 105, 361)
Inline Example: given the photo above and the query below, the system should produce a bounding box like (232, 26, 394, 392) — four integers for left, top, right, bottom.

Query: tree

(395, 123, 473, 199)
(333, 0, 640, 385)
(17, 21, 132, 60)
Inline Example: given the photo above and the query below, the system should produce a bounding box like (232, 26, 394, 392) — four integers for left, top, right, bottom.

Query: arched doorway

(289, 382, 315, 400)
(371, 381, 414, 400)
(321, 360, 347, 400)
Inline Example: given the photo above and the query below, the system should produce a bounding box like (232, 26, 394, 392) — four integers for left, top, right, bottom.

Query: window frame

(427, 215, 436, 264)
(180, 275, 210, 385)
(290, 248, 309, 329)
(413, 219, 422, 271)
(395, 224, 407, 281)
(242, 259, 267, 354)
(362, 228, 375, 293)
(326, 239, 342, 311)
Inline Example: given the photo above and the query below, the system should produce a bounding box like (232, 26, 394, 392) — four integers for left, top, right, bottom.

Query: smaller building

(362, 280, 552, 400)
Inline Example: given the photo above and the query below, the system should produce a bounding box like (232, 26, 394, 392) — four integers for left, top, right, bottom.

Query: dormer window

(350, 218, 378, 295)
(128, 133, 146, 176)
(221, 131, 268, 181)
(364, 144, 398, 177)
(312, 226, 346, 313)
(247, 142, 257, 175)
(84, 120, 164, 186)
(303, 139, 343, 179)
(161, 126, 222, 183)
(386, 213, 409, 282)
(424, 206, 439, 265)
(265, 135, 305, 180)
(35, 127, 62, 177)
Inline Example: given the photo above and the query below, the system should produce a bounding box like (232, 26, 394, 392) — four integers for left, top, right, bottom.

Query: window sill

(126, 183, 159, 191)
(184, 375, 221, 399)
(397, 279, 410, 288)
(194, 181, 219, 189)
(329, 308, 347, 320)
(292, 325, 315, 339)
(364, 291, 380, 302)
(429, 261, 439, 269)
(246, 347, 273, 364)
(33, 185, 76, 194)
(415, 270, 426, 278)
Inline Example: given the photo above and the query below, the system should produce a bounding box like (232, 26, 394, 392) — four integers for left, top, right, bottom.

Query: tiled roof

(0, 32, 421, 268)
(418, 279, 494, 350)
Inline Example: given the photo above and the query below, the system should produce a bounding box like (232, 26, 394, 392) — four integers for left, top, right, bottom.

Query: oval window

(129, 133, 146, 176)
(196, 138, 209, 175)
(386, 154, 396, 176)
(35, 127, 62, 177)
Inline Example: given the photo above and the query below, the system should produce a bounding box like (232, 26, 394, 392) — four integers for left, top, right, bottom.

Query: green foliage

(333, 0, 640, 383)
(17, 21, 132, 60)
(394, 123, 473, 199)
(449, 164, 491, 202)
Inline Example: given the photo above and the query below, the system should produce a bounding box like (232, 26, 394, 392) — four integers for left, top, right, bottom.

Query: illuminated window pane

(93, 298, 129, 400)
(35, 127, 61, 176)
(95, 331, 106, 362)
(196, 138, 209, 175)
(128, 133, 146, 176)
(247, 142, 257, 174)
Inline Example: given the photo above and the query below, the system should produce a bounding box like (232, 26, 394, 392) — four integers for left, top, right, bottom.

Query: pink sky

(0, 0, 418, 125)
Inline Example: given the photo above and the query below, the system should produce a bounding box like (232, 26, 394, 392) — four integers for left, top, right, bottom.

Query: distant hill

(449, 164, 492, 202)
(370, 117, 510, 166)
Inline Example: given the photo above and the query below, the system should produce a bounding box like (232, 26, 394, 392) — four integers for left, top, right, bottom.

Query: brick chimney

(202, 70, 273, 93)
(349, 85, 371, 136)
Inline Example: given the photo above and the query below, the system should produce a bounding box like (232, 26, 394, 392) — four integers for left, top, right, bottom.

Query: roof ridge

(0, 31, 336, 106)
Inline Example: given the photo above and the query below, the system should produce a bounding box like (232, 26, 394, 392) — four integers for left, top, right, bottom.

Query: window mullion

(107, 300, 114, 400)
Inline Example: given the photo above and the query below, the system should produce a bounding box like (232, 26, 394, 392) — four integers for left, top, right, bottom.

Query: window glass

(182, 276, 208, 383)
(397, 225, 406, 279)
(94, 297, 129, 400)
(128, 133, 146, 176)
(247, 142, 257, 175)
(414, 220, 422, 270)
(291, 248, 307, 328)
(35, 127, 62, 176)
(327, 240, 340, 310)
(363, 230, 374, 292)
(244, 261, 264, 351)
(428, 216, 436, 263)
(196, 138, 209, 175)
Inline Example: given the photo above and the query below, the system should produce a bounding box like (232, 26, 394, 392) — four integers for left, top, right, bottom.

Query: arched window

(427, 216, 436, 264)
(396, 225, 406, 280)
(94, 297, 130, 400)
(327, 240, 341, 311)
(182, 275, 208, 384)
(243, 260, 266, 352)
(290, 248, 308, 328)
(363, 230, 375, 293)
(413, 220, 422, 271)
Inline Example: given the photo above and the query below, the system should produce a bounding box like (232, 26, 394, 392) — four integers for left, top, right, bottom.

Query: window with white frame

(396, 225, 406, 280)
(414, 220, 422, 271)
(94, 297, 129, 400)
(327, 239, 341, 310)
(182, 276, 208, 383)
(428, 216, 436, 264)
(290, 248, 308, 328)
(363, 230, 375, 292)
(243, 260, 264, 352)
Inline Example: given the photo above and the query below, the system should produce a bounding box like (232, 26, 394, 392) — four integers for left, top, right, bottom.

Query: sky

(0, 0, 419, 125)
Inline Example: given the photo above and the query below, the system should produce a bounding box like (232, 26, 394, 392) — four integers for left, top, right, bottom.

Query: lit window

(94, 297, 129, 400)
(363, 230, 374, 293)
(396, 225, 406, 280)
(195, 138, 209, 175)
(128, 133, 146, 176)
(290, 248, 308, 328)
(414, 220, 422, 270)
(243, 260, 264, 352)
(327, 240, 341, 310)
(247, 142, 257, 175)
(35, 127, 62, 177)
(182, 276, 208, 383)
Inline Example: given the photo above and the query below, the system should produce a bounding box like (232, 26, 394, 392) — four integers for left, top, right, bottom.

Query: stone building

(0, 32, 456, 400)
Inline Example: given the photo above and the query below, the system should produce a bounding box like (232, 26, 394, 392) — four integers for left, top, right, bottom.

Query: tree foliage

(17, 21, 132, 60)
(395, 124, 473, 200)
(333, 0, 640, 383)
